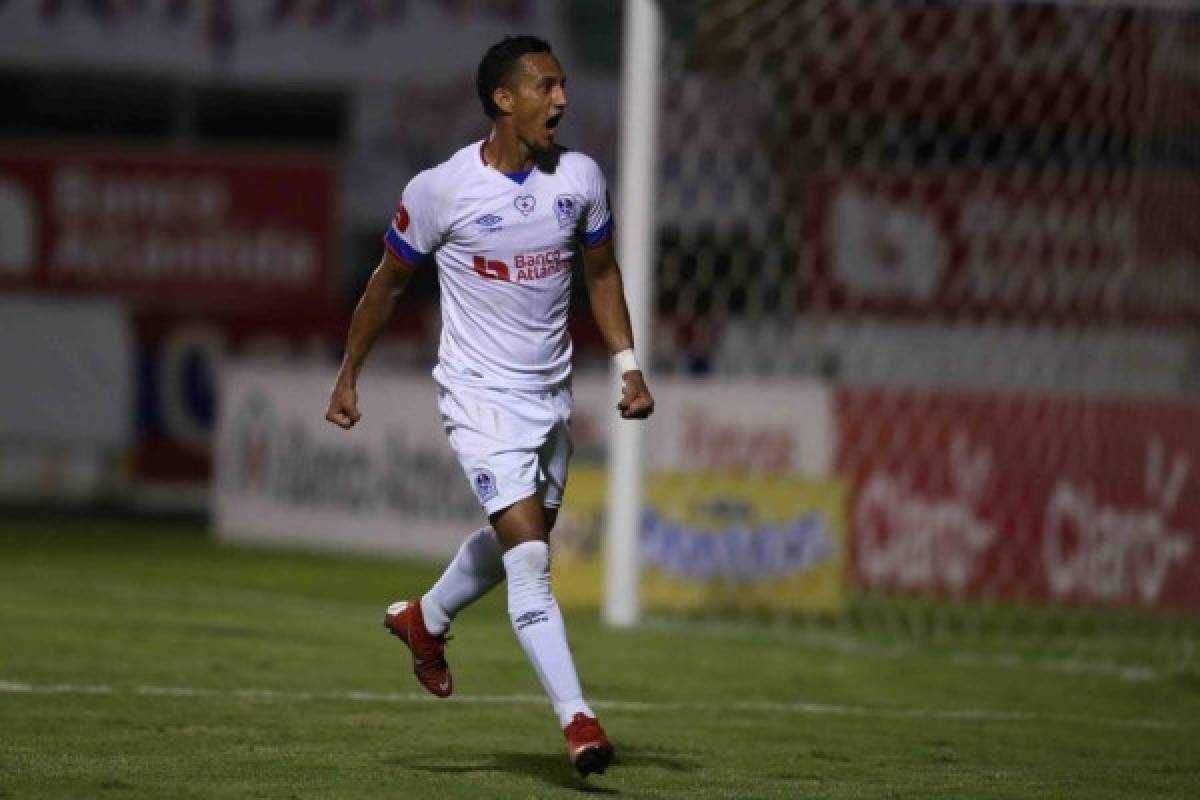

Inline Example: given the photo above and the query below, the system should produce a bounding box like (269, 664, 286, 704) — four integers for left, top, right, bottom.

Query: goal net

(605, 0, 1200, 670)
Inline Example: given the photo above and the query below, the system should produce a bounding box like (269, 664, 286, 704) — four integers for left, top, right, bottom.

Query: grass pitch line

(643, 620, 1177, 683)
(0, 680, 1179, 731)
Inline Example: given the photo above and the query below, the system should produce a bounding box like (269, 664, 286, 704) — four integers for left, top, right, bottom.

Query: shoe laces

(413, 628, 450, 668)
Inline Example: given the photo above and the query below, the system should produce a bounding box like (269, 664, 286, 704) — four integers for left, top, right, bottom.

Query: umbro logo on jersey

(476, 214, 503, 232)
(514, 194, 536, 215)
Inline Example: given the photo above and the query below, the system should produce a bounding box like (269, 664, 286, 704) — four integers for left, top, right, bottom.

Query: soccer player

(324, 35, 654, 777)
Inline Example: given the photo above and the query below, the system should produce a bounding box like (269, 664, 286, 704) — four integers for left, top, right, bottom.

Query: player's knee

(507, 539, 550, 575)
(503, 539, 554, 613)
(490, 497, 553, 548)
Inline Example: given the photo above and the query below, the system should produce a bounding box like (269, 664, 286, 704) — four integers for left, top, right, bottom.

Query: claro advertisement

(839, 389, 1200, 612)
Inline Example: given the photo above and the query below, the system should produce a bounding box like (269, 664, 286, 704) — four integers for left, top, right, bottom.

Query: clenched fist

(325, 382, 362, 429)
(617, 371, 655, 420)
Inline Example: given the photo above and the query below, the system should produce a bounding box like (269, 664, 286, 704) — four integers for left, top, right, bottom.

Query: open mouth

(546, 113, 563, 132)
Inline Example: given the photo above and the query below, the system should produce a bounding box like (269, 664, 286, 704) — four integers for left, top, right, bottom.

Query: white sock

(503, 540, 594, 728)
(420, 527, 505, 636)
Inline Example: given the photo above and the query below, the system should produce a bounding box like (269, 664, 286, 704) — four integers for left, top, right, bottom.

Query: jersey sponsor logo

(394, 203, 410, 233)
(472, 467, 499, 503)
(476, 213, 503, 232)
(514, 250, 568, 281)
(472, 250, 570, 283)
(554, 194, 580, 229)
(514, 194, 536, 216)
(473, 255, 511, 281)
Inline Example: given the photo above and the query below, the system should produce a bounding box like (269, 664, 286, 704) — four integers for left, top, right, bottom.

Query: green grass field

(2, 515, 1198, 799)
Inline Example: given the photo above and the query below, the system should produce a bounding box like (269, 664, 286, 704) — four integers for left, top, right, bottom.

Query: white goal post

(605, 0, 662, 628)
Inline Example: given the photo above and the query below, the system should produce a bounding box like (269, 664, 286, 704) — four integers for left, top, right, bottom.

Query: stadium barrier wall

(215, 363, 482, 560)
(0, 147, 342, 507)
(215, 360, 1200, 615)
(213, 363, 842, 588)
(0, 295, 134, 501)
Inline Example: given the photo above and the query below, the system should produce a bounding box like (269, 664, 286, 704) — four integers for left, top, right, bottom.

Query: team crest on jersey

(514, 194, 536, 216)
(554, 194, 580, 229)
(476, 214, 503, 233)
(471, 468, 499, 503)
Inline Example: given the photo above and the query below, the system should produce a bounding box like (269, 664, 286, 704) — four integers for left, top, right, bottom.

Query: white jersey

(384, 140, 613, 390)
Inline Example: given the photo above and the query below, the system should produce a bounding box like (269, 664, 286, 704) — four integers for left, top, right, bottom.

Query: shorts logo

(476, 214, 503, 233)
(554, 194, 580, 228)
(514, 194, 536, 216)
(394, 203, 410, 233)
(472, 468, 499, 503)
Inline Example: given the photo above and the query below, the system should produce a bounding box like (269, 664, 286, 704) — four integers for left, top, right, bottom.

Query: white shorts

(437, 381, 574, 515)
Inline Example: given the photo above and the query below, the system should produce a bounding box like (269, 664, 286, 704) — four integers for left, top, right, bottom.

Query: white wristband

(613, 348, 640, 374)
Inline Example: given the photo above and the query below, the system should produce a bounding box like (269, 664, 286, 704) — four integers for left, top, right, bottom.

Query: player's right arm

(328, 169, 442, 429)
(325, 249, 417, 429)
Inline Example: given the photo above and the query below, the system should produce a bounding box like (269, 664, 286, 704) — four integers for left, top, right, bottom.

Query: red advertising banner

(0, 148, 344, 495)
(804, 172, 1200, 325)
(838, 389, 1200, 612)
(0, 148, 338, 311)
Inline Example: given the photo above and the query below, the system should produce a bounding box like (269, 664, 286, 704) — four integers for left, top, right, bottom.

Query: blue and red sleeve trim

(582, 215, 614, 248)
(383, 227, 428, 266)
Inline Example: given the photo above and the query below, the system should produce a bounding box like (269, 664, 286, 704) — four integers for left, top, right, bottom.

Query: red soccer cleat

(383, 598, 452, 698)
(563, 713, 614, 777)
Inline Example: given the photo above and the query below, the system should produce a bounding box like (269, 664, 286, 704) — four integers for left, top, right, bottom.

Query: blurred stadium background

(3, 1, 1200, 796)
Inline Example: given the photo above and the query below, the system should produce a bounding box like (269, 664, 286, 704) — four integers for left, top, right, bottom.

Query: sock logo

(513, 610, 549, 630)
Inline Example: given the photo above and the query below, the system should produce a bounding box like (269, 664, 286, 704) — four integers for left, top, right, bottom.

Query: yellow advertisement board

(552, 468, 847, 614)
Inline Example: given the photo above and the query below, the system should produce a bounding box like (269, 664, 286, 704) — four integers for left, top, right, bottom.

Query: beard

(530, 141, 563, 173)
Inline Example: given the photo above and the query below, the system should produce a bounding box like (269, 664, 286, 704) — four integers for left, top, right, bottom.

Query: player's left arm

(581, 236, 655, 420)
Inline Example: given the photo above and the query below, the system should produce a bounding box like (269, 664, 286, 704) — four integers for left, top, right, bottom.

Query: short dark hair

(476, 35, 553, 119)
